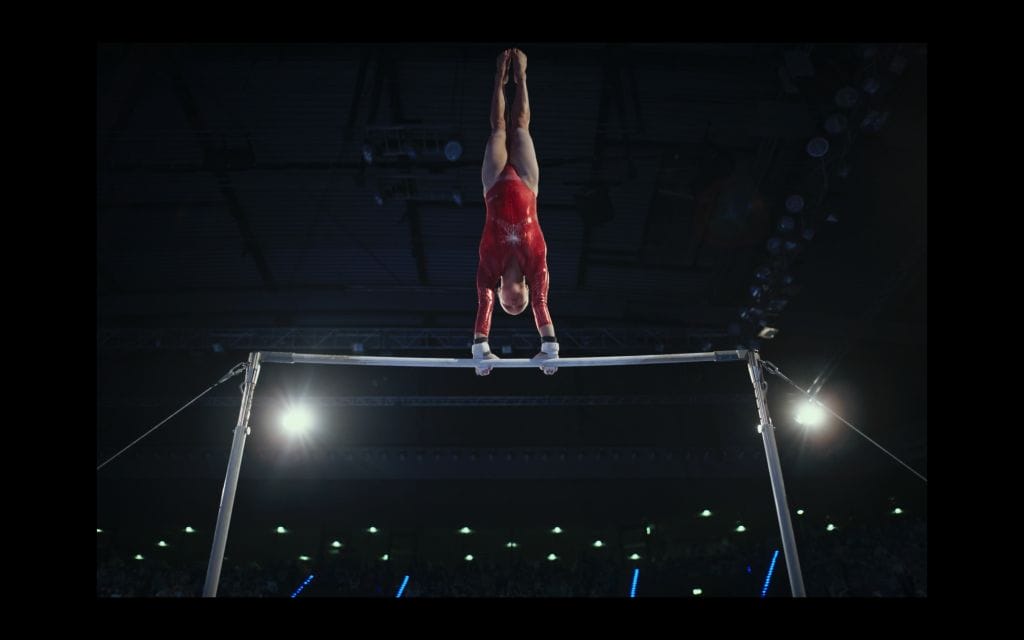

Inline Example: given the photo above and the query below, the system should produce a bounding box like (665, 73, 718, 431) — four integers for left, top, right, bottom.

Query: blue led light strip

(291, 573, 315, 598)
(396, 575, 410, 598)
(760, 550, 780, 598)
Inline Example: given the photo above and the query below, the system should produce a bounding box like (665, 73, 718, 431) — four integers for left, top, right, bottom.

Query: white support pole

(203, 351, 261, 597)
(747, 349, 806, 597)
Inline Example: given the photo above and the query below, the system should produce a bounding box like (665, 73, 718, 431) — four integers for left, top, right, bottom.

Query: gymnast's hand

(472, 340, 500, 376)
(533, 341, 559, 376)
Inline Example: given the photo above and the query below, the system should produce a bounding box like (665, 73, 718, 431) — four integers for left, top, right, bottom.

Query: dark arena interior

(97, 42, 926, 598)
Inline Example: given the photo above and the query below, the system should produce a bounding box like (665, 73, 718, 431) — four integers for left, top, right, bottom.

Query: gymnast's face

(499, 276, 529, 315)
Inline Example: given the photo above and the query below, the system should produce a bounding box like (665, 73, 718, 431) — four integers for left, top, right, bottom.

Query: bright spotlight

(794, 398, 826, 426)
(282, 406, 313, 434)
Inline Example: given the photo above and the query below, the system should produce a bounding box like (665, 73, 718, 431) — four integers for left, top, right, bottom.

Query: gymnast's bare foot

(511, 48, 527, 84)
(497, 49, 512, 85)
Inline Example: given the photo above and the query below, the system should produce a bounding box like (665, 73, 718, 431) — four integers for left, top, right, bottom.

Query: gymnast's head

(498, 274, 529, 315)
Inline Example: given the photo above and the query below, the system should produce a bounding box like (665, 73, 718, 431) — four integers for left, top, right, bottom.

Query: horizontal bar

(257, 350, 747, 367)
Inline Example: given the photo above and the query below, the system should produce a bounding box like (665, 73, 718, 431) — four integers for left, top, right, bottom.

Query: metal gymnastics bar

(202, 349, 805, 598)
(258, 350, 745, 367)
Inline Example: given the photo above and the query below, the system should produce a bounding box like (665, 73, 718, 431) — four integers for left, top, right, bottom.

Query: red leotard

(474, 164, 551, 336)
